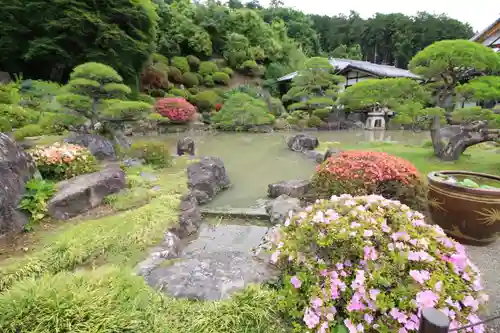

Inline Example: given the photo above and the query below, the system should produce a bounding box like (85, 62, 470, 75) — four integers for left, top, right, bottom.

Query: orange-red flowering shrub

(310, 151, 426, 209)
(155, 97, 196, 122)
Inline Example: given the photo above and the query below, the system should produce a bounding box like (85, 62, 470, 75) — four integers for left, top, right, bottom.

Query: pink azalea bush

(268, 194, 488, 333)
(155, 97, 196, 123)
(31, 143, 98, 180)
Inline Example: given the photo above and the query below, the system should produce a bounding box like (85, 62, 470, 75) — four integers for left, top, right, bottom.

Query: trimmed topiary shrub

(193, 91, 221, 113)
(268, 194, 488, 332)
(310, 151, 426, 210)
(155, 97, 196, 123)
(30, 143, 98, 181)
(211, 93, 275, 131)
(199, 61, 219, 77)
(128, 140, 172, 168)
(221, 67, 234, 77)
(151, 53, 169, 66)
(307, 115, 322, 127)
(213, 72, 230, 86)
(171, 56, 190, 73)
(182, 72, 199, 88)
(312, 108, 331, 120)
(269, 97, 286, 117)
(13, 124, 46, 141)
(167, 66, 183, 83)
(187, 55, 201, 72)
(239, 60, 264, 77)
(140, 62, 169, 92)
(188, 86, 199, 95)
(168, 88, 190, 99)
(203, 75, 215, 87)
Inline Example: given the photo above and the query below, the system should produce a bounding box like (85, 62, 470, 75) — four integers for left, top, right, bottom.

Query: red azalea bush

(309, 151, 426, 210)
(215, 103, 223, 111)
(155, 97, 196, 122)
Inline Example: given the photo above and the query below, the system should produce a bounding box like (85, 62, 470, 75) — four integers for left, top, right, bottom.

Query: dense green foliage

(0, 0, 158, 84)
(338, 78, 430, 111)
(128, 141, 172, 168)
(211, 93, 275, 130)
(283, 57, 344, 115)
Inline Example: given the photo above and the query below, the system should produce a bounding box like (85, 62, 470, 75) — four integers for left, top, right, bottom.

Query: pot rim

(427, 170, 500, 194)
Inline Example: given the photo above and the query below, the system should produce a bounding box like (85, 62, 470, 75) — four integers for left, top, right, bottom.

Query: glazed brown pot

(427, 171, 500, 246)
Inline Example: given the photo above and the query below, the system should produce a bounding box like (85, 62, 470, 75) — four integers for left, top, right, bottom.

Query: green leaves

(18, 178, 56, 230)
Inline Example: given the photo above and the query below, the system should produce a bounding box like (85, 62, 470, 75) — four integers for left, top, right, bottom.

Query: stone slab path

(466, 242, 500, 332)
(145, 224, 278, 301)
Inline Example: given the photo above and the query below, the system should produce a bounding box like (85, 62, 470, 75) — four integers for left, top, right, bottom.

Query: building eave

(471, 16, 500, 42)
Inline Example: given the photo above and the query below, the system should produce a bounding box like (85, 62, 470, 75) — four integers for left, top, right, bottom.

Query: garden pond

(140, 130, 429, 208)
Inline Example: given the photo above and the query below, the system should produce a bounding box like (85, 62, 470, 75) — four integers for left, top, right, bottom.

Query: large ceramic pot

(427, 171, 500, 246)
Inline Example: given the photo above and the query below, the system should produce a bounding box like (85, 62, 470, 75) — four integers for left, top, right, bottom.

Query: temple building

(471, 16, 500, 52)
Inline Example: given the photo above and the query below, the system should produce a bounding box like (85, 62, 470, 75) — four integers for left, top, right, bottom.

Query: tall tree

(0, 0, 158, 84)
(409, 40, 500, 110)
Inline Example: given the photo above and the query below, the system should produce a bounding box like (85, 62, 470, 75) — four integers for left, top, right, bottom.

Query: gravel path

(466, 241, 500, 332)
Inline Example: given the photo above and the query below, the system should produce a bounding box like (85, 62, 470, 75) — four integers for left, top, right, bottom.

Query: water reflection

(156, 130, 428, 208)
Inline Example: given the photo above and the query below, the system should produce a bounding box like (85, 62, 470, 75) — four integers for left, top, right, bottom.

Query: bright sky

(260, 0, 499, 32)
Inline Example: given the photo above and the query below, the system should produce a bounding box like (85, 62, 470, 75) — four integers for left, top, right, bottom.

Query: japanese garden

(1, 0, 500, 332)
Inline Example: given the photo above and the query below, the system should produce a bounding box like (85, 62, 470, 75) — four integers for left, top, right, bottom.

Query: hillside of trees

(0, 0, 474, 85)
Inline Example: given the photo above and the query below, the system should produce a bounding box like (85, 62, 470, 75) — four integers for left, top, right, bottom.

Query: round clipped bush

(213, 72, 230, 86)
(307, 114, 322, 127)
(188, 86, 199, 95)
(199, 61, 219, 77)
(167, 66, 183, 83)
(168, 88, 190, 99)
(155, 97, 196, 123)
(30, 143, 98, 180)
(311, 151, 426, 210)
(239, 60, 264, 77)
(221, 67, 234, 77)
(187, 55, 201, 72)
(268, 194, 488, 332)
(203, 75, 215, 87)
(13, 124, 46, 141)
(211, 93, 275, 131)
(171, 56, 190, 73)
(182, 72, 199, 88)
(128, 140, 172, 168)
(312, 108, 331, 120)
(193, 90, 221, 113)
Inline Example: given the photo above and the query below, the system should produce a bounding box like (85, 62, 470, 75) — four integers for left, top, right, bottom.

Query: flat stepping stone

(145, 224, 277, 300)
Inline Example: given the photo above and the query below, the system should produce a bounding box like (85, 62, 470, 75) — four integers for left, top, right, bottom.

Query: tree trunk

(430, 116, 499, 161)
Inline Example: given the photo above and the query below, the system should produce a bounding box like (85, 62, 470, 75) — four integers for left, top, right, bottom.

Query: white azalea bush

(269, 194, 488, 333)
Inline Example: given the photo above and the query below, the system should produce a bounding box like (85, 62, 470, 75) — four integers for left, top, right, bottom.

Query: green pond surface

(147, 130, 429, 208)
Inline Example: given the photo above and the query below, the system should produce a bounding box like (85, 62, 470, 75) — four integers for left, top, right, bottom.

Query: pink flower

(290, 276, 302, 289)
(408, 251, 434, 262)
(364, 313, 373, 324)
(364, 246, 378, 261)
(462, 295, 479, 311)
(311, 297, 323, 308)
(409, 270, 431, 285)
(363, 230, 373, 237)
(270, 250, 280, 263)
(344, 319, 363, 333)
(467, 313, 485, 333)
(390, 308, 408, 324)
(303, 307, 320, 329)
(405, 314, 419, 330)
(369, 289, 380, 301)
(415, 290, 439, 308)
(347, 293, 365, 312)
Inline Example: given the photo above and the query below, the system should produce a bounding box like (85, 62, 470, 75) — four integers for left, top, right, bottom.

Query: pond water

(148, 130, 429, 208)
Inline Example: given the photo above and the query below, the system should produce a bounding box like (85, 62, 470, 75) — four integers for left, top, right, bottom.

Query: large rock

(135, 231, 182, 277)
(266, 195, 301, 225)
(145, 224, 278, 300)
(187, 157, 230, 204)
(64, 134, 116, 160)
(268, 180, 311, 199)
(177, 137, 195, 156)
(0, 133, 36, 234)
(287, 133, 319, 152)
(47, 168, 126, 220)
(170, 191, 202, 239)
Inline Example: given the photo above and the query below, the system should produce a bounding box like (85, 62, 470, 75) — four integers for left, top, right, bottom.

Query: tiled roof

(277, 58, 420, 82)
